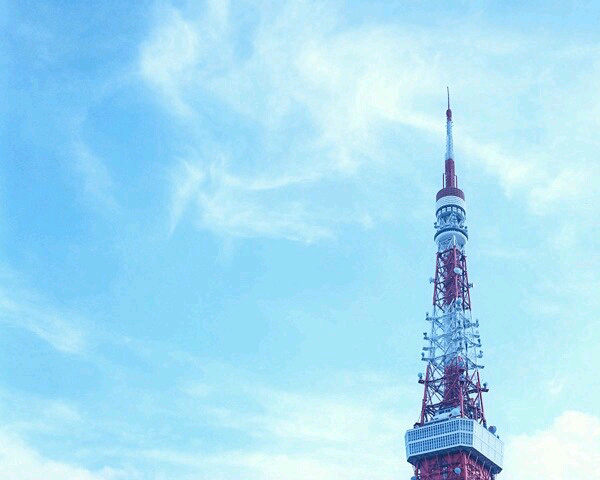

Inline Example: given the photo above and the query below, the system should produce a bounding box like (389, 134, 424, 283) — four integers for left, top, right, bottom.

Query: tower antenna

(445, 87, 453, 162)
(404, 97, 504, 480)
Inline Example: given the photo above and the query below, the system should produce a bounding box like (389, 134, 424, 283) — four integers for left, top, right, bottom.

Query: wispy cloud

(529, 166, 596, 215)
(72, 141, 120, 214)
(505, 411, 600, 479)
(109, 354, 600, 480)
(0, 284, 86, 355)
(138, 4, 600, 389)
(0, 430, 134, 480)
(139, 1, 600, 247)
(139, 367, 415, 479)
(0, 386, 84, 436)
(168, 154, 373, 242)
(169, 159, 205, 233)
(140, 2, 441, 241)
(139, 7, 202, 118)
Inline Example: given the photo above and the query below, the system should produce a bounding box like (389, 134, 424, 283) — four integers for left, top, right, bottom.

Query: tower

(404, 91, 503, 480)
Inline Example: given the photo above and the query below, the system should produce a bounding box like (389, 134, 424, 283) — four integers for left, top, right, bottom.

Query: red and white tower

(405, 91, 503, 480)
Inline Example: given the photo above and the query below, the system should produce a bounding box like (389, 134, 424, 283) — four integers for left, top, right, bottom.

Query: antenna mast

(404, 93, 504, 480)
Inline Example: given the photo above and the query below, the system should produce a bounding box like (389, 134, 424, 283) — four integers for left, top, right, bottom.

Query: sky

(1, 0, 600, 478)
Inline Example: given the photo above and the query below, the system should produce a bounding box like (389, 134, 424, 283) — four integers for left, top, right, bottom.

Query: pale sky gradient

(1, 1, 600, 479)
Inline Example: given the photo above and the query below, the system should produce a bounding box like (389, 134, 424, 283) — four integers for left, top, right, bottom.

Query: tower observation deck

(404, 91, 503, 480)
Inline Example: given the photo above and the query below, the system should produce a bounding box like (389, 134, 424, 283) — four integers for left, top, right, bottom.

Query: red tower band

(404, 93, 503, 480)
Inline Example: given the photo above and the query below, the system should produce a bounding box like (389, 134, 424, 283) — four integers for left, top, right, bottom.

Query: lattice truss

(418, 234, 488, 426)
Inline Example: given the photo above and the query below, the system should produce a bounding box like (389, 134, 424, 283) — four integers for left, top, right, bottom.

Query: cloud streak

(139, 1, 600, 247)
(0, 284, 86, 355)
(168, 158, 343, 242)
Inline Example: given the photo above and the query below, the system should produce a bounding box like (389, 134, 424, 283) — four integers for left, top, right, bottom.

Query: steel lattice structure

(405, 91, 503, 480)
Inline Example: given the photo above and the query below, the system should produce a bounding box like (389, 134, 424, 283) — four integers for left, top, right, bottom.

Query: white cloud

(0, 431, 132, 480)
(505, 411, 600, 479)
(0, 285, 86, 354)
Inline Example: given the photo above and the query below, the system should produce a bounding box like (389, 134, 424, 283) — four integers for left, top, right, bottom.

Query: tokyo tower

(404, 91, 504, 480)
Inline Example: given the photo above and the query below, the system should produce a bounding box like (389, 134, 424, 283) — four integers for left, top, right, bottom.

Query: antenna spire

(445, 87, 453, 161)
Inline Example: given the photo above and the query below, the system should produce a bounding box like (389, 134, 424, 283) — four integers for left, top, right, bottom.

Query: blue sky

(1, 0, 600, 478)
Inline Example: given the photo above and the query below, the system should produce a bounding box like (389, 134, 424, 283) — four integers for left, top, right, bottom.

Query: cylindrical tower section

(434, 192, 468, 248)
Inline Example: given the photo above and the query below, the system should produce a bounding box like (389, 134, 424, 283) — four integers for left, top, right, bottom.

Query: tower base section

(414, 451, 496, 480)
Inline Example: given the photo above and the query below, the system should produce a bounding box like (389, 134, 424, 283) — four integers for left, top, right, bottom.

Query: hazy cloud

(72, 141, 120, 214)
(140, 1, 600, 247)
(0, 286, 86, 355)
(0, 431, 133, 480)
(505, 411, 600, 479)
